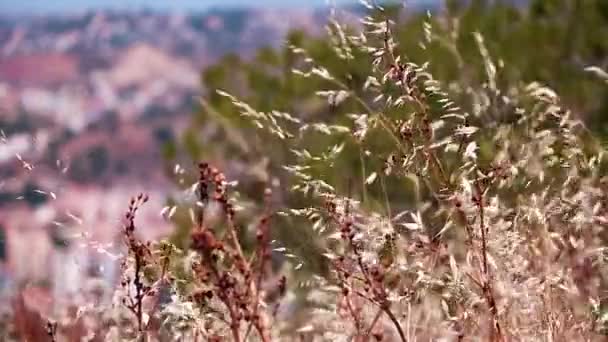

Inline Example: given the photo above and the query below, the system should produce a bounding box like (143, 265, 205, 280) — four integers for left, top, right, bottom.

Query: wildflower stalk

(328, 196, 408, 342)
(192, 162, 272, 342)
(121, 193, 151, 339)
(245, 189, 273, 342)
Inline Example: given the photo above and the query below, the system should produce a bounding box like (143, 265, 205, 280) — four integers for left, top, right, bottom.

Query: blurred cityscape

(0, 6, 338, 312)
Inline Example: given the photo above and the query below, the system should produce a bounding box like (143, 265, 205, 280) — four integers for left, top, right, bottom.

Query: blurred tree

(165, 0, 608, 276)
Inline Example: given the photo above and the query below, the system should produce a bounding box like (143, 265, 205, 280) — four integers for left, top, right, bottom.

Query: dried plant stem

(345, 289, 364, 337)
(133, 253, 144, 334)
(250, 264, 271, 342)
(359, 146, 368, 204)
(228, 307, 242, 342)
(46, 320, 58, 342)
(225, 217, 247, 265)
(194, 163, 274, 342)
(365, 308, 383, 337)
(122, 194, 151, 340)
(210, 260, 242, 342)
(243, 321, 254, 341)
(383, 306, 408, 342)
(253, 219, 273, 342)
(342, 218, 407, 342)
(475, 180, 504, 341)
(253, 321, 271, 342)
(244, 194, 273, 342)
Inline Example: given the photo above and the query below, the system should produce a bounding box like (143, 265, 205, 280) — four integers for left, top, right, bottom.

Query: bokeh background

(1, 0, 608, 320)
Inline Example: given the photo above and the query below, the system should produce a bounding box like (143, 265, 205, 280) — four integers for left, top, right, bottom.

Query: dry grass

(3, 3, 608, 341)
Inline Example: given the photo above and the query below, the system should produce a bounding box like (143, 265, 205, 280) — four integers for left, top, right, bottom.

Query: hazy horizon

(0, 0, 359, 15)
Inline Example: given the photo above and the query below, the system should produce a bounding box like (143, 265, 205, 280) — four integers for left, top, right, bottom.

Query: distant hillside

(0, 9, 330, 69)
(0, 8, 339, 197)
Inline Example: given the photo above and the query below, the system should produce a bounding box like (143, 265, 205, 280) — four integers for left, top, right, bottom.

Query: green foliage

(166, 1, 608, 282)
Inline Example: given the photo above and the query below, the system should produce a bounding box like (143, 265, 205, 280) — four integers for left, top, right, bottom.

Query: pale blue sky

(0, 0, 357, 14)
